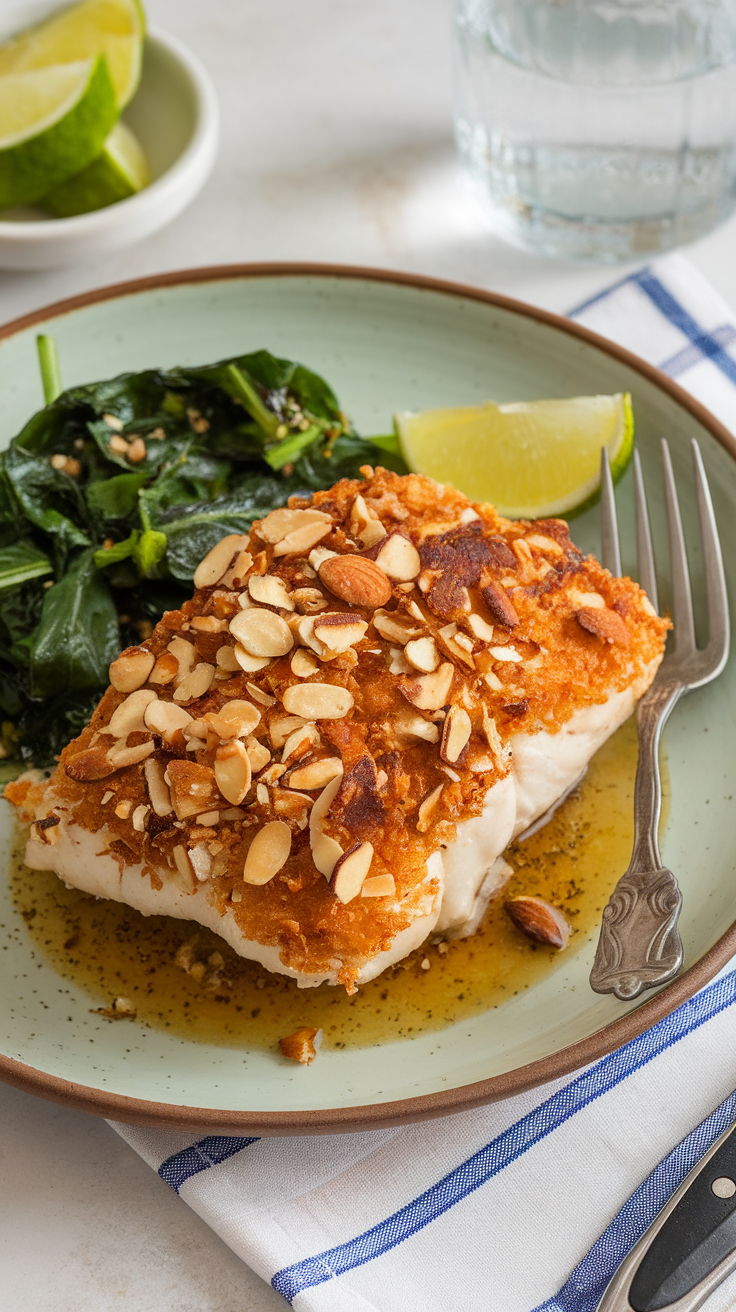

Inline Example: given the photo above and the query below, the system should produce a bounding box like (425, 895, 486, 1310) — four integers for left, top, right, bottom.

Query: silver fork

(589, 439, 730, 1002)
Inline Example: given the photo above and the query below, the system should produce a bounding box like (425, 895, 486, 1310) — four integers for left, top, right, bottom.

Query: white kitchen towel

(112, 252, 736, 1311)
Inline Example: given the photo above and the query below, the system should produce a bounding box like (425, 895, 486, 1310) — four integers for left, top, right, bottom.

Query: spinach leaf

(85, 471, 148, 524)
(30, 548, 119, 697)
(0, 541, 53, 591)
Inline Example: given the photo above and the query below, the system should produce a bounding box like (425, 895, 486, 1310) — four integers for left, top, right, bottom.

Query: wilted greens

(0, 344, 405, 768)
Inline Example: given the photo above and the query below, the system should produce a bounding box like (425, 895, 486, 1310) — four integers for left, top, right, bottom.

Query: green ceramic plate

(1, 265, 735, 1135)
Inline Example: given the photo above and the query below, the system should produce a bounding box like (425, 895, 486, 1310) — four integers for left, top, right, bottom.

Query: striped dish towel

(112, 253, 736, 1312)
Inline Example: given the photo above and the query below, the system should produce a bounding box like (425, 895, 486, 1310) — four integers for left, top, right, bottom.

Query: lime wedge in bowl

(0, 0, 145, 108)
(395, 392, 634, 518)
(41, 120, 149, 216)
(0, 55, 118, 208)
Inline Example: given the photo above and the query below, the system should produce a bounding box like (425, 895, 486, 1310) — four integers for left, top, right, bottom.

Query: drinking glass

(454, 0, 736, 261)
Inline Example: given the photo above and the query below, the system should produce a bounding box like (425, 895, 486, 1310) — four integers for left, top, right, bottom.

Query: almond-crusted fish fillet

(7, 468, 668, 991)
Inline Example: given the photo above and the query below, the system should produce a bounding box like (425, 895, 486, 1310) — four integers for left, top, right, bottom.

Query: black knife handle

(597, 1118, 736, 1312)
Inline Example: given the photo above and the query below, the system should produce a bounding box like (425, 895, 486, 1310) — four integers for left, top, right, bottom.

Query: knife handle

(596, 1119, 736, 1312)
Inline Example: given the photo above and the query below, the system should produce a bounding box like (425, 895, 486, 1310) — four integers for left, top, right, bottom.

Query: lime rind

(0, 0, 144, 108)
(41, 119, 149, 216)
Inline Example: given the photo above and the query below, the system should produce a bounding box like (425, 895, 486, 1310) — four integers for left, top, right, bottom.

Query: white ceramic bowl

(0, 24, 219, 270)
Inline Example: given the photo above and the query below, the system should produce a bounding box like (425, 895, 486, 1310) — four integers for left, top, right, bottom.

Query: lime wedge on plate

(42, 119, 149, 216)
(395, 393, 634, 519)
(0, 55, 118, 208)
(0, 0, 145, 108)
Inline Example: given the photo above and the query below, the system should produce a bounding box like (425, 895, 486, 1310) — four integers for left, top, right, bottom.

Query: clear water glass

(454, 0, 736, 262)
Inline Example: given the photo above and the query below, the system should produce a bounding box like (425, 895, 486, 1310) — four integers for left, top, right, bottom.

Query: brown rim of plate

(1, 260, 735, 1136)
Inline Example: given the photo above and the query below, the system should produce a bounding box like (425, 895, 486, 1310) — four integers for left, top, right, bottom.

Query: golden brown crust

(15, 468, 669, 985)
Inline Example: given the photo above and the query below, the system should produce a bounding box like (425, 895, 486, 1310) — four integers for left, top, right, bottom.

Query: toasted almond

(361, 873, 396, 898)
(218, 548, 254, 589)
(289, 756, 343, 790)
(273, 788, 313, 817)
(372, 609, 422, 645)
(248, 574, 295, 610)
(294, 614, 337, 661)
(274, 521, 333, 556)
(330, 840, 374, 903)
(171, 845, 196, 893)
(214, 739, 252, 806)
(246, 736, 271, 773)
(569, 589, 605, 610)
(243, 820, 292, 884)
(505, 896, 571, 949)
(374, 532, 421, 581)
(190, 615, 228, 634)
(404, 636, 439, 673)
(308, 546, 337, 571)
(489, 645, 522, 663)
(279, 1025, 321, 1064)
(350, 494, 386, 548)
(229, 607, 293, 658)
(313, 612, 369, 653)
(234, 645, 272, 673)
(395, 709, 440, 743)
(173, 662, 215, 704)
(440, 705, 472, 764)
(205, 699, 261, 739)
(132, 804, 149, 832)
(144, 699, 193, 742)
(144, 758, 173, 816)
(290, 587, 328, 614)
(417, 783, 443, 833)
(482, 580, 520, 628)
(257, 507, 331, 544)
(437, 622, 475, 670)
(291, 648, 319, 677)
(309, 773, 344, 877)
(283, 682, 354, 720)
(193, 534, 252, 589)
(482, 706, 506, 765)
(261, 762, 286, 784)
(107, 740, 155, 769)
(149, 650, 180, 685)
(109, 646, 155, 693)
(189, 845, 213, 881)
(525, 533, 563, 554)
(167, 637, 197, 683)
(268, 714, 307, 748)
(282, 722, 320, 762)
(246, 681, 276, 706)
(318, 554, 392, 610)
(215, 644, 241, 672)
(65, 747, 115, 781)
(400, 662, 454, 712)
(106, 689, 158, 738)
(576, 606, 630, 646)
(167, 760, 221, 819)
(196, 810, 220, 826)
(466, 613, 495, 643)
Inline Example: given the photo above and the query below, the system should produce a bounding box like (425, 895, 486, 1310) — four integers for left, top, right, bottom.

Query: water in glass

(455, 0, 736, 261)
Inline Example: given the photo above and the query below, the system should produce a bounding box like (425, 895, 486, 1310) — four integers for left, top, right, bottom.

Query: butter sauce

(11, 718, 662, 1051)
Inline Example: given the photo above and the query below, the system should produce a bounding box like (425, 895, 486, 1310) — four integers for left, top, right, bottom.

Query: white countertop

(3, 1, 736, 1308)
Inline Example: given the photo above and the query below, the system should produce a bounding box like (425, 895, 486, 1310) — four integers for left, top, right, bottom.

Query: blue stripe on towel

(532, 1090, 736, 1312)
(158, 1135, 259, 1194)
(271, 968, 736, 1302)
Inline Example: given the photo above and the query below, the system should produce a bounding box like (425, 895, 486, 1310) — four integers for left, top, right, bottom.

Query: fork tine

(661, 438, 696, 655)
(691, 439, 730, 679)
(600, 447, 621, 577)
(633, 449, 659, 614)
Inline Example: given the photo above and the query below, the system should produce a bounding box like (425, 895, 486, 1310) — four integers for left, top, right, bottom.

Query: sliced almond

(106, 689, 158, 738)
(132, 804, 149, 833)
(291, 648, 319, 677)
(482, 580, 519, 628)
(404, 636, 439, 673)
(274, 520, 332, 557)
(417, 783, 443, 833)
(395, 709, 440, 743)
(215, 645, 241, 672)
(167, 637, 197, 683)
(290, 587, 328, 614)
(505, 896, 571, 949)
(246, 681, 276, 706)
(234, 645, 272, 673)
(400, 662, 454, 712)
(372, 610, 422, 645)
(308, 546, 337, 571)
(318, 555, 392, 610)
(193, 534, 251, 589)
(229, 607, 293, 658)
(437, 622, 475, 670)
(273, 788, 313, 817)
(205, 699, 261, 739)
(248, 574, 295, 610)
(282, 682, 354, 720)
(144, 699, 193, 742)
(190, 615, 228, 634)
(173, 662, 215, 704)
(489, 645, 522, 663)
(246, 736, 271, 773)
(279, 1026, 321, 1065)
(218, 548, 254, 589)
(294, 614, 337, 661)
(525, 533, 563, 554)
(361, 873, 396, 898)
(482, 706, 506, 766)
(144, 757, 173, 816)
(149, 650, 179, 685)
(65, 747, 116, 781)
(214, 740, 252, 806)
(374, 533, 421, 581)
(107, 740, 155, 769)
(466, 613, 495, 643)
(167, 760, 221, 819)
(568, 589, 605, 610)
(576, 606, 630, 646)
(330, 841, 374, 903)
(243, 820, 292, 885)
(109, 646, 155, 693)
(256, 507, 331, 544)
(171, 845, 196, 893)
(313, 612, 368, 653)
(269, 714, 307, 748)
(440, 705, 472, 764)
(281, 722, 320, 762)
(288, 756, 343, 790)
(189, 845, 213, 881)
(309, 772, 344, 876)
(350, 494, 386, 548)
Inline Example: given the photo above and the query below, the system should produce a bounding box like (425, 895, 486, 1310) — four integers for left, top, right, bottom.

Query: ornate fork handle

(590, 680, 685, 1001)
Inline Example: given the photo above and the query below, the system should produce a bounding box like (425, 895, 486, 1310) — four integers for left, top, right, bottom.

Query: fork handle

(590, 681, 685, 1001)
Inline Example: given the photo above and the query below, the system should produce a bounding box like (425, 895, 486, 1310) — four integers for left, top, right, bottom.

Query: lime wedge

(0, 55, 118, 209)
(0, 0, 145, 108)
(395, 393, 634, 519)
(41, 119, 149, 216)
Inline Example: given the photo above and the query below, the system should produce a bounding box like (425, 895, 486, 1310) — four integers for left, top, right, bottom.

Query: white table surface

(3, 1, 736, 1308)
